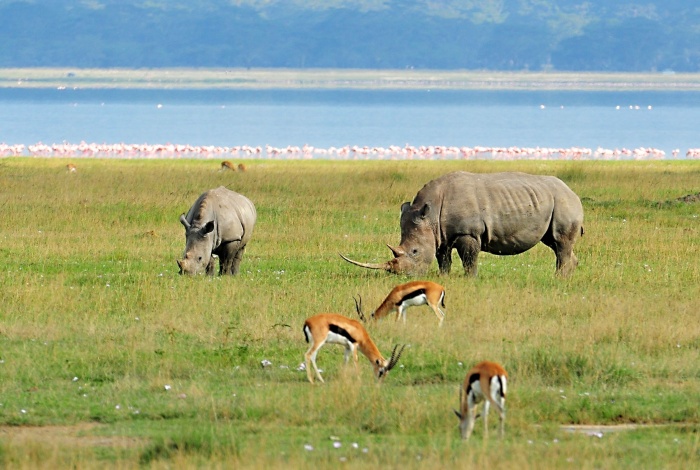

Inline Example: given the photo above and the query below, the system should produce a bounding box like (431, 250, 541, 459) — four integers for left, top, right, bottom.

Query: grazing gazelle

(237, 163, 247, 172)
(302, 313, 406, 384)
(66, 163, 77, 173)
(355, 281, 446, 326)
(220, 160, 236, 171)
(453, 361, 508, 440)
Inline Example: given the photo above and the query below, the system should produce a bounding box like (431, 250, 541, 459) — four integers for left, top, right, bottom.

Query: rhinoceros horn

(339, 253, 392, 271)
(387, 244, 406, 257)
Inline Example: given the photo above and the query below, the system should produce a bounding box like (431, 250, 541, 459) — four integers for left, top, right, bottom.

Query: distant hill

(1, 0, 697, 72)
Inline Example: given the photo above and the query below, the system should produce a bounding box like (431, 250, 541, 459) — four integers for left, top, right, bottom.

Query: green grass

(0, 158, 699, 468)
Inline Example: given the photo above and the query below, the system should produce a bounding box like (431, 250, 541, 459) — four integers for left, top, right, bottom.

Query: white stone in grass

(304, 444, 314, 451)
(164, 384, 172, 391)
(333, 442, 342, 449)
(261, 359, 272, 368)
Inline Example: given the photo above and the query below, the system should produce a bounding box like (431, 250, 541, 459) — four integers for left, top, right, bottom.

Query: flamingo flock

(1, 141, 698, 160)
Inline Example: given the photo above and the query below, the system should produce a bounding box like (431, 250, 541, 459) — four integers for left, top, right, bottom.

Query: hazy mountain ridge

(1, 0, 697, 71)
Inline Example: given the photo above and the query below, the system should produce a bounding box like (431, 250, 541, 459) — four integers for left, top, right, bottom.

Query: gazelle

(66, 163, 77, 173)
(453, 361, 508, 440)
(220, 160, 236, 171)
(302, 313, 405, 384)
(355, 281, 446, 326)
(237, 163, 247, 172)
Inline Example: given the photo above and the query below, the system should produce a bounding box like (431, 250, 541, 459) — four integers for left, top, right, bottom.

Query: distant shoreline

(2, 68, 700, 91)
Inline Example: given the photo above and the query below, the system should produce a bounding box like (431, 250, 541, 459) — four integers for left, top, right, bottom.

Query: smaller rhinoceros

(177, 186, 256, 275)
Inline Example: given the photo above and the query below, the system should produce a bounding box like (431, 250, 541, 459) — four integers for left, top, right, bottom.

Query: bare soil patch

(675, 192, 700, 204)
(0, 423, 146, 449)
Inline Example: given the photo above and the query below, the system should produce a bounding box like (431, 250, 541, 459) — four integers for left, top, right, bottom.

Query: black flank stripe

(398, 288, 426, 305)
(329, 324, 357, 343)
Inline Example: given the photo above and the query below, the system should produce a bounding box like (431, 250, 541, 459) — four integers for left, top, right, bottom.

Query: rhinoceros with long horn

(341, 171, 584, 277)
(177, 186, 256, 275)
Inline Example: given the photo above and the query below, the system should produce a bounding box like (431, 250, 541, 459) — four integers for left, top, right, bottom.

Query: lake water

(1, 88, 699, 159)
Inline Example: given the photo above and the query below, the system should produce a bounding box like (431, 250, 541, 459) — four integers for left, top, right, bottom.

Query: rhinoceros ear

(401, 202, 411, 214)
(419, 203, 431, 218)
(179, 214, 190, 229)
(202, 221, 215, 234)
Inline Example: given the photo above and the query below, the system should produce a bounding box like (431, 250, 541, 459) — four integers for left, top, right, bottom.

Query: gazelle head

(374, 344, 406, 381)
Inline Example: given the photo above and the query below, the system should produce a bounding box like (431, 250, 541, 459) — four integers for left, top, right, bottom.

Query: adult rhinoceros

(177, 186, 256, 275)
(341, 171, 584, 277)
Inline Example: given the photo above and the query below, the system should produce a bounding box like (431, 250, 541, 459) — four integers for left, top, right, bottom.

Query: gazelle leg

(431, 304, 445, 326)
(482, 400, 491, 437)
(304, 341, 325, 384)
(491, 395, 506, 438)
(498, 403, 506, 438)
(465, 398, 478, 440)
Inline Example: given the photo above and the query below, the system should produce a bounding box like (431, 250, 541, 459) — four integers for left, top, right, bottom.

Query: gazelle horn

(353, 294, 366, 322)
(386, 344, 407, 371)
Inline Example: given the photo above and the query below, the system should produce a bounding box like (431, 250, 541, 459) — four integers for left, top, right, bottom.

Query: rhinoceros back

(424, 172, 582, 255)
(186, 186, 256, 248)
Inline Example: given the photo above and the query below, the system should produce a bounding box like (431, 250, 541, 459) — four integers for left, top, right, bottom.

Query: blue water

(1, 88, 699, 157)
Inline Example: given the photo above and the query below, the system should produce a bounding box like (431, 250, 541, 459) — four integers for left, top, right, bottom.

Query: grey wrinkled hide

(178, 186, 256, 275)
(343, 172, 583, 277)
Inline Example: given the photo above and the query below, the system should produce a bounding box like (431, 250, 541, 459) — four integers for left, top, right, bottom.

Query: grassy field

(0, 158, 699, 468)
(3, 67, 700, 91)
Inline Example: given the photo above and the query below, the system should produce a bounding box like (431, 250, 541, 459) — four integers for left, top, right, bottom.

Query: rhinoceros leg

(436, 244, 453, 275)
(552, 242, 578, 277)
(453, 236, 481, 277)
(205, 255, 217, 276)
(229, 245, 246, 275)
(218, 241, 245, 275)
(542, 223, 581, 277)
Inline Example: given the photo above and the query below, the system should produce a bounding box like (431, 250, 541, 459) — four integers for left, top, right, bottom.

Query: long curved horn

(339, 253, 391, 271)
(386, 344, 407, 371)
